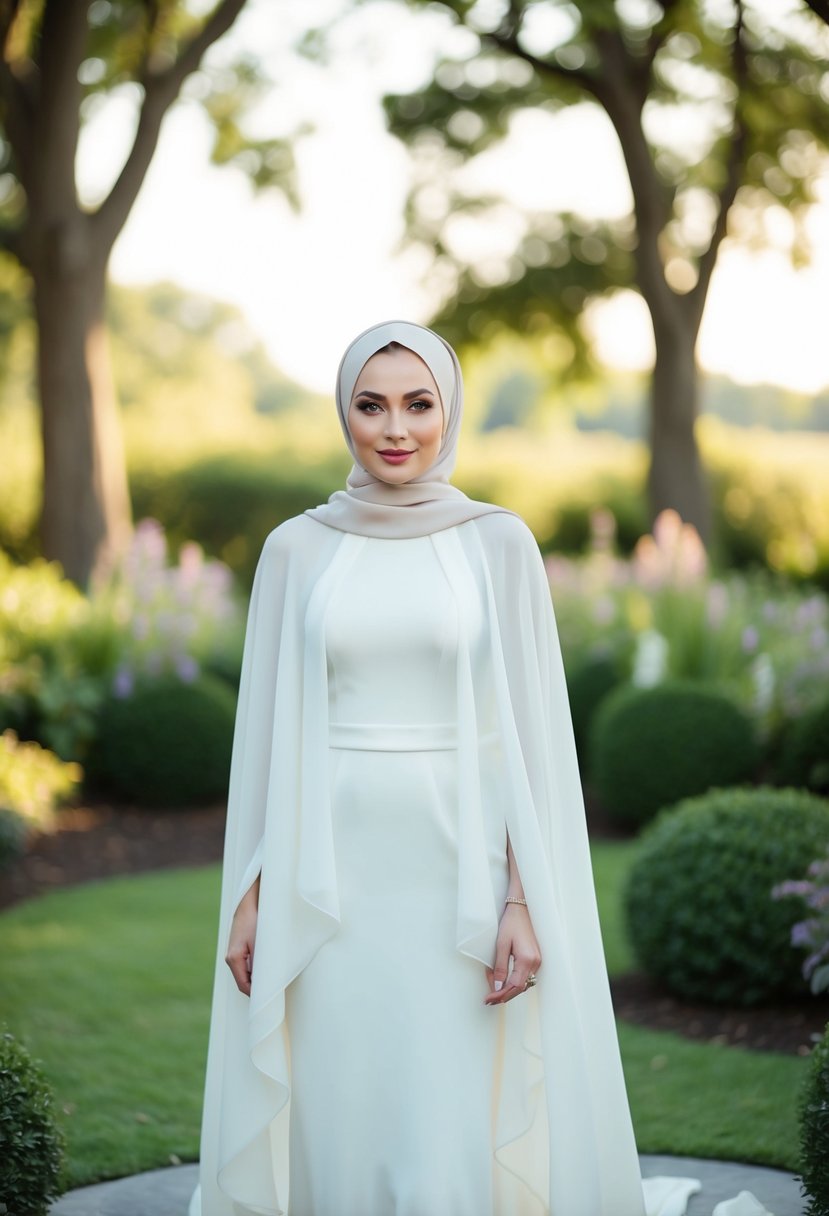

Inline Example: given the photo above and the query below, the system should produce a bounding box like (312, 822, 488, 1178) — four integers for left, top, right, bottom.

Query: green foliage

(0, 1028, 66, 1214)
(0, 550, 116, 759)
(800, 1022, 829, 1216)
(92, 676, 236, 807)
(0, 731, 82, 833)
(625, 786, 829, 1006)
(0, 3, 299, 240)
(0, 806, 28, 872)
(130, 451, 347, 591)
(589, 680, 759, 828)
(548, 502, 829, 747)
(0, 519, 242, 769)
(378, 0, 829, 354)
(778, 700, 829, 795)
(564, 652, 622, 773)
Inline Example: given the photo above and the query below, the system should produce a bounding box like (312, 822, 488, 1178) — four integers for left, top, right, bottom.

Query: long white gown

(285, 534, 511, 1216)
(188, 516, 771, 1216)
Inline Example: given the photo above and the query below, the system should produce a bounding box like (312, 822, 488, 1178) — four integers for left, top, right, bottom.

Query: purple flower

(175, 655, 200, 683)
(791, 919, 817, 948)
(741, 625, 759, 653)
(113, 666, 134, 699)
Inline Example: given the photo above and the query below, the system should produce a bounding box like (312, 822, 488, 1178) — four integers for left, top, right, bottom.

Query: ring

(525, 973, 537, 988)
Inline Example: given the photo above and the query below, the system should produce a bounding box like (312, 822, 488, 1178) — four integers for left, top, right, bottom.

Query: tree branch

(480, 28, 601, 101)
(94, 0, 247, 252)
(801, 0, 829, 25)
(686, 0, 747, 334)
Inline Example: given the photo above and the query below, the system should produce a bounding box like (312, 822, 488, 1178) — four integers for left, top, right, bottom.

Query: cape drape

(189, 510, 648, 1216)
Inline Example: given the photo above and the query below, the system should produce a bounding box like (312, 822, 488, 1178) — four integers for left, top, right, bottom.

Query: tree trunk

(646, 324, 711, 544)
(32, 222, 131, 590)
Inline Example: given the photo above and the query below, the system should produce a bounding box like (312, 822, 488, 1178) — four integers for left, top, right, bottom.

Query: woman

(188, 321, 710, 1216)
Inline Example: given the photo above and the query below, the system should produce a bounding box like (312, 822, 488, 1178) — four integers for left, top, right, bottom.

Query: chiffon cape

(191, 510, 671, 1216)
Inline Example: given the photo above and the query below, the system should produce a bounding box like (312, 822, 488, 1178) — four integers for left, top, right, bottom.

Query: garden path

(47, 1156, 807, 1216)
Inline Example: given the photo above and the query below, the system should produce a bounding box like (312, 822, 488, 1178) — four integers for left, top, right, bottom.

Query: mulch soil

(2, 797, 827, 1057)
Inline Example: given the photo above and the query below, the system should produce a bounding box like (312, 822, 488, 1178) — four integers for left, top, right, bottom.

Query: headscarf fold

(305, 320, 517, 538)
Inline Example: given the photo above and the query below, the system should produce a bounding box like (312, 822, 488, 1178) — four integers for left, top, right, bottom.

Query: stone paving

(49, 1154, 806, 1215)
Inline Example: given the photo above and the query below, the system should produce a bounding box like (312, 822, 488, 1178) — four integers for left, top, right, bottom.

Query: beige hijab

(305, 320, 517, 538)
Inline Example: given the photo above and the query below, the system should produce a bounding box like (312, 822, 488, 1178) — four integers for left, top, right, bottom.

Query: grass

(0, 868, 219, 1185)
(0, 845, 812, 1186)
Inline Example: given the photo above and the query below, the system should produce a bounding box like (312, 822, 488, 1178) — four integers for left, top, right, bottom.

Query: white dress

(191, 514, 758, 1216)
(284, 535, 510, 1216)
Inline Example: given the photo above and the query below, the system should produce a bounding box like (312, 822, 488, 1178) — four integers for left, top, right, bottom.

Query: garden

(1, 494, 828, 1214)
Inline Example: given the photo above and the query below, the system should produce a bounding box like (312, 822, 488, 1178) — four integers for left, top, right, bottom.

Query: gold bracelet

(504, 896, 528, 907)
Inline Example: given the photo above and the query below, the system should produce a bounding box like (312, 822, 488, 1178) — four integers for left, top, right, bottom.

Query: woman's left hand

(484, 903, 542, 1005)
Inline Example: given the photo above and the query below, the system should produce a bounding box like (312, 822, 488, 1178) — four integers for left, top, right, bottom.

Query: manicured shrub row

(91, 676, 236, 807)
(565, 653, 622, 771)
(0, 1028, 65, 1214)
(778, 699, 829, 795)
(130, 452, 346, 591)
(589, 680, 759, 828)
(625, 786, 829, 1006)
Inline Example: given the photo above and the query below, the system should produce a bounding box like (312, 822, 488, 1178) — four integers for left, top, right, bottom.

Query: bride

(189, 319, 774, 1216)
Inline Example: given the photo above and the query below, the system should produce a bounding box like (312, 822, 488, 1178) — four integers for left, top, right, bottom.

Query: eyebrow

(354, 388, 436, 401)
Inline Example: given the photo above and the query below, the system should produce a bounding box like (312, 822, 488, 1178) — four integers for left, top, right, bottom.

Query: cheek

(347, 409, 376, 447)
(415, 412, 443, 450)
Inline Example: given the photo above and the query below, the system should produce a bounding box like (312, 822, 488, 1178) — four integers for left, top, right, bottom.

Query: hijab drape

(304, 320, 518, 537)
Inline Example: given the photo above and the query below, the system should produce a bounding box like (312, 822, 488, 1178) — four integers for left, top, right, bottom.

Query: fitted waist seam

(328, 721, 500, 752)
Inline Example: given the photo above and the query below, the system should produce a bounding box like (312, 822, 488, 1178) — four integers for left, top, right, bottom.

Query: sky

(76, 0, 829, 397)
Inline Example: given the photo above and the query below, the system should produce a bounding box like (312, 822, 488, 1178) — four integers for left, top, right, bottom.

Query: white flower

(751, 653, 775, 716)
(632, 629, 669, 688)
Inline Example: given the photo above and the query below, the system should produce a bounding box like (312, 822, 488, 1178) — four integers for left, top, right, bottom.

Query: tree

(379, 0, 829, 541)
(0, 0, 296, 587)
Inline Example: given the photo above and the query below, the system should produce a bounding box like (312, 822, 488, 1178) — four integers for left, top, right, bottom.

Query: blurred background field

(3, 280, 829, 592)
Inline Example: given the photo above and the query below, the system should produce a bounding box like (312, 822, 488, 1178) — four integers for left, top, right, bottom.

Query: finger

(225, 945, 252, 996)
(489, 941, 512, 994)
(485, 955, 541, 1005)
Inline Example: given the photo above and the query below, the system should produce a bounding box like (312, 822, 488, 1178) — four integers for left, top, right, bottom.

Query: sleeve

(219, 528, 289, 937)
(473, 513, 647, 1216)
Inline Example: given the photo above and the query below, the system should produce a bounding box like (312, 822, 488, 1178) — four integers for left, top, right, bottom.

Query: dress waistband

(328, 721, 500, 752)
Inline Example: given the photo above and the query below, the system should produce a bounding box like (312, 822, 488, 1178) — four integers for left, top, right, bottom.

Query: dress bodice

(324, 535, 484, 729)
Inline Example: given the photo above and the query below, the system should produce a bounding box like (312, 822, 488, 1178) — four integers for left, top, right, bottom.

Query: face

(347, 347, 444, 484)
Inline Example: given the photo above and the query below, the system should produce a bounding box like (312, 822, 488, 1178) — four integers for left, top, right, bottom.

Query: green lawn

(0, 846, 810, 1186)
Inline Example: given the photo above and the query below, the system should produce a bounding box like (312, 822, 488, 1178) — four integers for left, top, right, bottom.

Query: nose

(385, 409, 408, 439)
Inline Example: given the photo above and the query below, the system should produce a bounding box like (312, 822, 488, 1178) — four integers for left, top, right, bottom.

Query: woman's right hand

(225, 879, 259, 997)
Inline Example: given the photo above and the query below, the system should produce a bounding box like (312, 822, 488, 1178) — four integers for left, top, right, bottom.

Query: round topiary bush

(92, 675, 236, 807)
(778, 700, 829, 795)
(589, 679, 759, 828)
(625, 786, 829, 1006)
(0, 1028, 66, 1214)
(0, 806, 28, 871)
(800, 1021, 829, 1216)
(565, 654, 622, 772)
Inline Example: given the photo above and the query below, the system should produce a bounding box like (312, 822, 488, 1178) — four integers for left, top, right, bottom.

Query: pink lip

(378, 450, 415, 463)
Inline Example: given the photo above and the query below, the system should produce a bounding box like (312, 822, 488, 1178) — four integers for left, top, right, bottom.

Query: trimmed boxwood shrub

(589, 679, 759, 828)
(800, 1021, 829, 1216)
(625, 786, 829, 1006)
(0, 1028, 66, 1214)
(778, 699, 829, 795)
(565, 654, 622, 773)
(91, 675, 236, 807)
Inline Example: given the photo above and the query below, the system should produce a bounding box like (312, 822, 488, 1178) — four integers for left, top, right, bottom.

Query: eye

(355, 400, 381, 413)
(409, 400, 433, 411)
